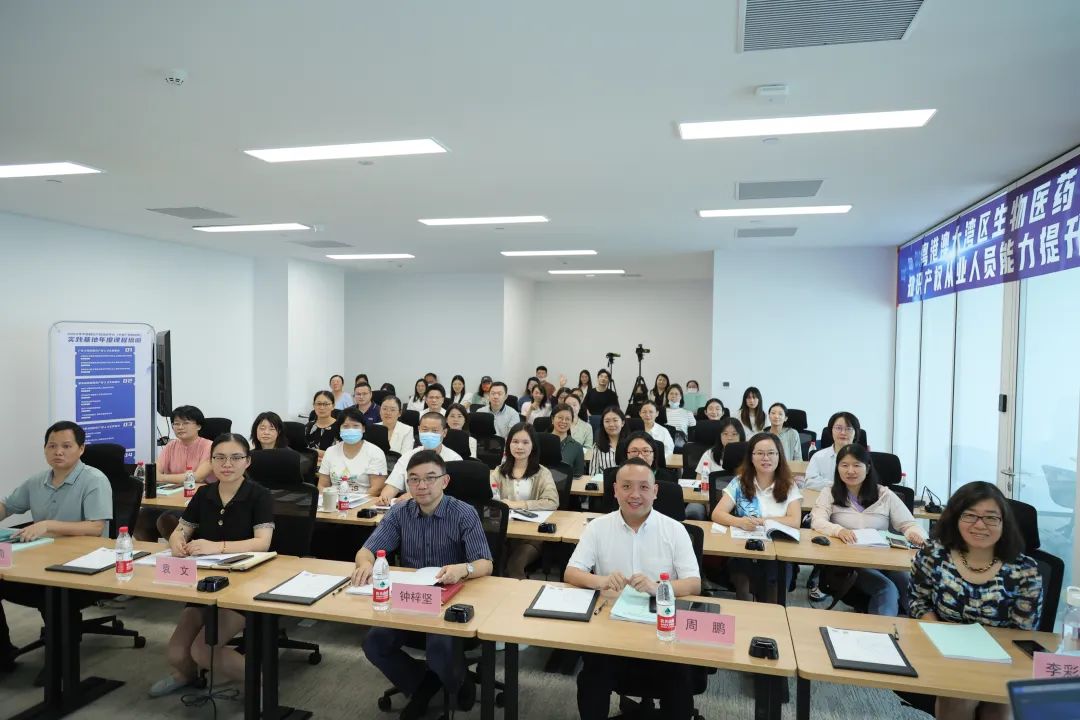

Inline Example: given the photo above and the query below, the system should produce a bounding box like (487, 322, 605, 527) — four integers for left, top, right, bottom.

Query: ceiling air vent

(736, 227, 798, 238)
(739, 0, 924, 52)
(147, 206, 234, 219)
(737, 180, 822, 200)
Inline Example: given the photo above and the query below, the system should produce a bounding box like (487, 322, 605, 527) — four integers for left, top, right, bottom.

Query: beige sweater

(490, 466, 559, 511)
(810, 485, 925, 540)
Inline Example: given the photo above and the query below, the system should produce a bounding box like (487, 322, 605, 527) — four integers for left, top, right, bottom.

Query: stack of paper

(825, 627, 908, 667)
(920, 622, 1012, 663)
(531, 586, 597, 614)
(270, 571, 349, 600)
(678, 479, 700, 489)
(849, 529, 890, 547)
(764, 520, 799, 542)
(317, 493, 373, 512)
(134, 551, 248, 567)
(710, 523, 728, 534)
(609, 586, 655, 625)
(63, 547, 117, 571)
(347, 567, 442, 596)
(731, 527, 767, 540)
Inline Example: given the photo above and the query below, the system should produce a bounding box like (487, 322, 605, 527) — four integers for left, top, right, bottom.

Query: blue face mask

(669, 401, 680, 409)
(418, 432, 442, 450)
(340, 428, 364, 444)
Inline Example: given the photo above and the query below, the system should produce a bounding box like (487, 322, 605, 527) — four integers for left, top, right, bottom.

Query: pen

(890, 624, 900, 641)
(593, 599, 607, 616)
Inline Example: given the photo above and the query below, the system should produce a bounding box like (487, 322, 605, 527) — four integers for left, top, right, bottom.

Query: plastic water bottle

(338, 475, 351, 517)
(700, 459, 710, 494)
(183, 466, 196, 498)
(808, 440, 817, 455)
(490, 479, 501, 501)
(656, 572, 676, 642)
(133, 462, 146, 485)
(1058, 586, 1080, 655)
(115, 526, 134, 583)
(372, 550, 391, 612)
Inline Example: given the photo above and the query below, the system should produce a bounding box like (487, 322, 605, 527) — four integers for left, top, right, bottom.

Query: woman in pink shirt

(158, 406, 213, 484)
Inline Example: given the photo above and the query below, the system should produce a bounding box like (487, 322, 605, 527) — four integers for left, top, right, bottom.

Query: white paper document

(64, 547, 117, 570)
(317, 494, 373, 512)
(730, 527, 767, 540)
(134, 551, 248, 567)
(531, 585, 596, 614)
(710, 523, 728, 534)
(346, 567, 442, 595)
(510, 509, 555, 524)
(849, 529, 889, 547)
(678, 479, 700, 489)
(269, 571, 347, 599)
(825, 627, 907, 667)
(764, 520, 800, 542)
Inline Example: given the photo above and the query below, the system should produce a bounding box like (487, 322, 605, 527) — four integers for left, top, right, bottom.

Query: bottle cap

(376, 550, 386, 558)
(186, 466, 193, 470)
(1068, 586, 1080, 607)
(119, 526, 129, 534)
(137, 461, 144, 466)
(659, 572, 670, 581)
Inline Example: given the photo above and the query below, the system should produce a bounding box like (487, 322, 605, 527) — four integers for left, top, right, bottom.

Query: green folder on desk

(0, 528, 56, 552)
(610, 586, 655, 625)
(919, 621, 1012, 663)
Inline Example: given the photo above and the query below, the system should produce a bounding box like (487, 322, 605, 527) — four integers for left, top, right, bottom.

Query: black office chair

(468, 413, 502, 469)
(505, 394, 519, 411)
(664, 424, 686, 453)
(282, 421, 308, 452)
(536, 432, 562, 468)
(445, 460, 494, 505)
(870, 452, 903, 486)
(707, 470, 735, 510)
(784, 409, 809, 432)
(443, 428, 471, 460)
(691, 420, 724, 448)
(533, 416, 553, 433)
(680, 443, 709, 480)
(307, 409, 342, 423)
(198, 417, 232, 441)
(600, 470, 684, 520)
(360, 423, 390, 454)
(249, 449, 304, 487)
(370, 389, 388, 406)
(401, 409, 421, 428)
(721, 442, 748, 473)
(625, 418, 645, 434)
(891, 485, 915, 512)
(625, 403, 644, 421)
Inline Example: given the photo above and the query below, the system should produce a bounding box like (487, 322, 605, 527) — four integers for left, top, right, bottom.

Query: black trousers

(0, 580, 47, 652)
(577, 652, 694, 720)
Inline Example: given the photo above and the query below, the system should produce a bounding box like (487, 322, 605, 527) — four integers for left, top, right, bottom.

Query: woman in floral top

(908, 481, 1043, 720)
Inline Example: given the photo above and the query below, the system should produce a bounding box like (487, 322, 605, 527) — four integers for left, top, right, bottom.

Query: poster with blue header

(50, 322, 155, 464)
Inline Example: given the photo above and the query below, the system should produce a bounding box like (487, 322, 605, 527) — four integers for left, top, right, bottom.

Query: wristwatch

(465, 562, 475, 578)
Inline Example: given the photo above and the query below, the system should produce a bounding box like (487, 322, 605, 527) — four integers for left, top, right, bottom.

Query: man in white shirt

(565, 459, 699, 720)
(479, 382, 519, 438)
(379, 412, 463, 504)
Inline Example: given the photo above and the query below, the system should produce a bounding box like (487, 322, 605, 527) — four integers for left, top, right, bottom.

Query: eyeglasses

(314, 401, 334, 407)
(171, 421, 195, 428)
(832, 425, 855, 434)
(626, 448, 654, 457)
(959, 512, 1002, 528)
(752, 451, 779, 459)
(406, 473, 446, 487)
(211, 454, 248, 464)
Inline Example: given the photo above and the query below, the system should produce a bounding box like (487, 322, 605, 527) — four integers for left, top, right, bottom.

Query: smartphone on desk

(1012, 639, 1048, 658)
(648, 597, 720, 614)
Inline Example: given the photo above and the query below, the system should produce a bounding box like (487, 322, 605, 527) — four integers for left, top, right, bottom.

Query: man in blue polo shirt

(351, 450, 492, 720)
(0, 421, 113, 670)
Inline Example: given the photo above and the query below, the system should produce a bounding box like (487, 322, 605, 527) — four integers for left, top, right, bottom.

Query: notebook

(849, 529, 890, 547)
(0, 528, 56, 552)
(523, 585, 599, 621)
(820, 626, 918, 677)
(919, 622, 1012, 663)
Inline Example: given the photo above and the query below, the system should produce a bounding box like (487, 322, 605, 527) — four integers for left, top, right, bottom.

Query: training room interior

(1, 2, 1079, 719)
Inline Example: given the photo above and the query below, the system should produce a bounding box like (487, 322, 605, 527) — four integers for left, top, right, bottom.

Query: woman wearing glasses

(909, 481, 1042, 720)
(157, 405, 213, 485)
(151, 434, 274, 698)
(305, 390, 339, 464)
(711, 433, 802, 602)
(803, 411, 861, 491)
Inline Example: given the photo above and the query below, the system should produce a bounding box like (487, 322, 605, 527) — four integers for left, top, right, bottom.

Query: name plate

(391, 582, 442, 615)
(675, 610, 736, 646)
(1033, 651, 1080, 679)
(155, 555, 198, 587)
(0, 543, 11, 569)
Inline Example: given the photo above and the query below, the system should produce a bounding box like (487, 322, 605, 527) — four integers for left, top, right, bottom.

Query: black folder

(46, 551, 151, 576)
(253, 572, 349, 606)
(523, 586, 599, 621)
(819, 626, 918, 677)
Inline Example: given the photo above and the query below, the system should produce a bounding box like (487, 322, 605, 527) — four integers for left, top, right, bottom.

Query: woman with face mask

(491, 423, 559, 578)
(682, 380, 705, 413)
(664, 384, 697, 435)
(317, 407, 388, 496)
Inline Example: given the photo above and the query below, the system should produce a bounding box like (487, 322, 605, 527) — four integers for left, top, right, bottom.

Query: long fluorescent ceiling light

(679, 109, 936, 140)
(501, 250, 596, 257)
(326, 254, 415, 260)
(244, 139, 446, 163)
(548, 269, 624, 275)
(193, 223, 312, 232)
(0, 162, 101, 178)
(699, 205, 851, 218)
(419, 216, 548, 226)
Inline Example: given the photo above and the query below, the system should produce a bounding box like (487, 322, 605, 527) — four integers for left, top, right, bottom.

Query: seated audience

(479, 382, 519, 438)
(406, 378, 427, 412)
(467, 375, 492, 408)
(804, 411, 861, 490)
(424, 383, 448, 416)
(664, 383, 697, 435)
(694, 417, 745, 480)
(550, 404, 586, 478)
(158, 405, 213, 484)
(379, 413, 463, 504)
(250, 410, 313, 476)
(651, 373, 671, 406)
(584, 369, 619, 417)
(639, 400, 674, 457)
(445, 404, 477, 458)
(766, 402, 801, 462)
(737, 386, 766, 434)
(563, 394, 594, 450)
(305, 391, 340, 465)
(683, 380, 705, 413)
(352, 382, 381, 425)
(330, 374, 351, 411)
(589, 407, 626, 475)
(703, 397, 728, 421)
(491, 423, 559, 577)
(317, 407, 388, 495)
(378, 395, 416, 456)
(520, 382, 551, 425)
(447, 375, 468, 406)
(576, 369, 592, 396)
(535, 365, 561, 396)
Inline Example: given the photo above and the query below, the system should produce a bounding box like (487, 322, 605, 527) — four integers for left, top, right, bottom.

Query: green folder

(919, 621, 1012, 663)
(0, 529, 56, 552)
(609, 586, 655, 625)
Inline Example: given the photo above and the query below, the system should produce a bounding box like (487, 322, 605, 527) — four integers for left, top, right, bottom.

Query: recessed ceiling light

(679, 109, 936, 140)
(419, 216, 548, 226)
(0, 162, 101, 179)
(548, 269, 625, 275)
(501, 250, 596, 257)
(193, 223, 312, 232)
(326, 253, 415, 260)
(244, 139, 446, 163)
(698, 205, 851, 218)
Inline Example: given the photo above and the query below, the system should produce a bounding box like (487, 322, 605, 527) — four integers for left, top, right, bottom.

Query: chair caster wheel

(377, 695, 392, 711)
(133, 636, 146, 649)
(308, 652, 321, 665)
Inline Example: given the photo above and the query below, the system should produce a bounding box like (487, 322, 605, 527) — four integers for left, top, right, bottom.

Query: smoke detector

(164, 69, 188, 87)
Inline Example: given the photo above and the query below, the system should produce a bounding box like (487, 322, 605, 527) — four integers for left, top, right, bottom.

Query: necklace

(959, 551, 998, 573)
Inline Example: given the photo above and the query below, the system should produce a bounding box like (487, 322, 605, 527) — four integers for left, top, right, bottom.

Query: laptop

(1008, 677, 1080, 720)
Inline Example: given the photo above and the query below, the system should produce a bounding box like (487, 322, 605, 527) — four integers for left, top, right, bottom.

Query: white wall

(530, 280, 713, 397)
(253, 258, 290, 414)
(711, 248, 896, 448)
(0, 212, 256, 509)
(344, 272, 505, 397)
(502, 277, 535, 391)
(286, 259, 345, 417)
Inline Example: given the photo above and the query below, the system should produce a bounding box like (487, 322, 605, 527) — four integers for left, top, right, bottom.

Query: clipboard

(819, 626, 918, 677)
(253, 572, 350, 606)
(46, 551, 152, 575)
(523, 586, 599, 622)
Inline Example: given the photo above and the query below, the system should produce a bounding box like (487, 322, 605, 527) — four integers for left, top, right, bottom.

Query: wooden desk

(684, 520, 781, 560)
(914, 507, 942, 522)
(553, 511, 605, 545)
(801, 488, 819, 513)
(476, 579, 795, 720)
(773, 531, 917, 573)
(569, 477, 708, 505)
(786, 607, 1061, 719)
(789, 460, 808, 475)
(666, 454, 683, 469)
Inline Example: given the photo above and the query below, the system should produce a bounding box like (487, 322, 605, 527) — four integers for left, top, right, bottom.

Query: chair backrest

(536, 432, 562, 467)
(401, 409, 421, 429)
(1007, 499, 1041, 552)
(475, 499, 510, 578)
(282, 421, 308, 452)
(82, 443, 140, 538)
(870, 451, 903, 486)
(664, 424, 686, 452)
(681, 442, 709, 480)
(199, 417, 233, 441)
(249, 449, 304, 487)
(1030, 548, 1065, 633)
(587, 415, 603, 431)
(268, 482, 318, 556)
(445, 460, 494, 505)
(548, 464, 573, 510)
(625, 403, 643, 421)
(692, 420, 724, 447)
(784, 409, 809, 431)
(721, 441, 748, 473)
(533, 416, 553, 433)
(371, 389, 388, 406)
(682, 522, 705, 577)
(820, 426, 869, 449)
(708, 471, 735, 510)
(468, 411, 496, 438)
(890, 484, 915, 513)
(654, 480, 686, 521)
(505, 394, 519, 411)
(625, 417, 644, 434)
(363, 423, 390, 454)
(443, 428, 471, 460)
(797, 433, 815, 460)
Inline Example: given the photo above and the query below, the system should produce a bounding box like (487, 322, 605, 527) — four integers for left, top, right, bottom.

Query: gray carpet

(2, 581, 931, 719)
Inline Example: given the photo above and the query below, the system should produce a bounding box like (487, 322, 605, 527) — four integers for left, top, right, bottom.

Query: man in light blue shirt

(480, 382, 520, 438)
(0, 421, 113, 670)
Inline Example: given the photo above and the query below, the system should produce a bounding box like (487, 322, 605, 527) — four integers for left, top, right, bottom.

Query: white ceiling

(1, 1, 1078, 281)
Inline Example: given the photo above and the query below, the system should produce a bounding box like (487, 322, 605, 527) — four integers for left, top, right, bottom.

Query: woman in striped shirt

(589, 407, 626, 475)
(664, 384, 697, 435)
